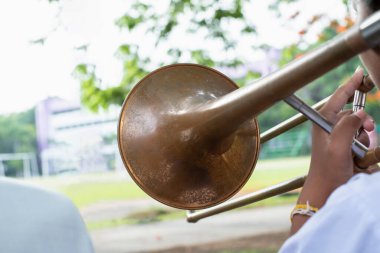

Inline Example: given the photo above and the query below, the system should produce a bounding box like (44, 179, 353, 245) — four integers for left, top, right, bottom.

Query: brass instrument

(117, 11, 380, 219)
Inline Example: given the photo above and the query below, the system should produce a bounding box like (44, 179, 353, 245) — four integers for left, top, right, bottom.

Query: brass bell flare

(118, 64, 260, 210)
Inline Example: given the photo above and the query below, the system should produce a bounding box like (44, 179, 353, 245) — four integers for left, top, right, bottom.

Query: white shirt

(279, 172, 380, 253)
(0, 178, 94, 253)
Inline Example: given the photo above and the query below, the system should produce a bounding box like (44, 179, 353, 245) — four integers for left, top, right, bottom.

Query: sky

(0, 0, 347, 115)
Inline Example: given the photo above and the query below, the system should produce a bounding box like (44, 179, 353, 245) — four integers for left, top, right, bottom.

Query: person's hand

(291, 67, 375, 234)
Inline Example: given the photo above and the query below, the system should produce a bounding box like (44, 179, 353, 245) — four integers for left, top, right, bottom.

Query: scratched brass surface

(118, 64, 260, 210)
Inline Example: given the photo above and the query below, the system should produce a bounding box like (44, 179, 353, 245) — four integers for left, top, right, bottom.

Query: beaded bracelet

(290, 201, 319, 221)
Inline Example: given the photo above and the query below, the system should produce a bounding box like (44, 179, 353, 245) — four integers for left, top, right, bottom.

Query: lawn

(243, 156, 309, 191)
(25, 156, 310, 209)
(22, 156, 310, 231)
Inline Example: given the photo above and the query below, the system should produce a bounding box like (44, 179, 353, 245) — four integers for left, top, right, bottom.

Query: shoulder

(0, 177, 79, 221)
(331, 171, 380, 213)
(0, 177, 94, 253)
(280, 172, 380, 253)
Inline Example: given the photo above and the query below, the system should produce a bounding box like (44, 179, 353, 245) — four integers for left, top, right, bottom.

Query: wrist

(290, 200, 320, 235)
(297, 176, 339, 209)
(306, 166, 351, 196)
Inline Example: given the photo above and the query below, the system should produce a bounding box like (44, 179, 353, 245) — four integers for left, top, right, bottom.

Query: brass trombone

(117, 11, 380, 221)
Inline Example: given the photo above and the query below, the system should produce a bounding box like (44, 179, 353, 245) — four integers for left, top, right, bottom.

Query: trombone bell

(118, 64, 260, 210)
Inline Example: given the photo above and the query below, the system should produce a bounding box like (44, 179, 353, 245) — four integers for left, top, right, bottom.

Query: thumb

(330, 110, 366, 149)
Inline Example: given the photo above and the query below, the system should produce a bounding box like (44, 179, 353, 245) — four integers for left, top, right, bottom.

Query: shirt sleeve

(279, 173, 380, 253)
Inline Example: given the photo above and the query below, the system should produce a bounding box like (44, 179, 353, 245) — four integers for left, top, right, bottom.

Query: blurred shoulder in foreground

(0, 177, 94, 253)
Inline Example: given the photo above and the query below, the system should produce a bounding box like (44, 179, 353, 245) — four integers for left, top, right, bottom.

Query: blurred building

(35, 97, 123, 176)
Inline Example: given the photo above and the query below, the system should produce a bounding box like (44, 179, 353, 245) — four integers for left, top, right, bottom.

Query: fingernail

(355, 66, 362, 73)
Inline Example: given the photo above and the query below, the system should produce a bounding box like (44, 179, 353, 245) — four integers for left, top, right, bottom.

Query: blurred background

(1, 0, 379, 252)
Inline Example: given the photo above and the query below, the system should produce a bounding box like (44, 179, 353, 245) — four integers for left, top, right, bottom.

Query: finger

(357, 131, 369, 147)
(367, 164, 380, 174)
(363, 114, 375, 132)
(312, 109, 353, 140)
(330, 110, 366, 150)
(320, 68, 363, 121)
(366, 129, 378, 149)
(335, 109, 353, 124)
(336, 110, 373, 132)
(356, 164, 380, 174)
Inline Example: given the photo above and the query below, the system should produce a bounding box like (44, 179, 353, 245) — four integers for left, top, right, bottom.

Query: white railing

(0, 153, 38, 177)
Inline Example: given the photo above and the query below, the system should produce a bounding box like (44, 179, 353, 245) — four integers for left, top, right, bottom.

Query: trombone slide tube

(191, 12, 380, 141)
(186, 148, 380, 223)
(284, 95, 368, 158)
(353, 91, 367, 112)
(284, 95, 333, 133)
(261, 75, 375, 144)
(187, 176, 306, 223)
(353, 90, 366, 138)
(360, 11, 380, 47)
(260, 96, 330, 144)
(192, 24, 373, 140)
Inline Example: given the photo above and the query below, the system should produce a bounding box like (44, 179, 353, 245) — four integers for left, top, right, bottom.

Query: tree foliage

(74, 0, 260, 112)
(0, 109, 37, 154)
(0, 109, 41, 176)
(257, 2, 370, 131)
(73, 0, 380, 129)
(281, 6, 380, 122)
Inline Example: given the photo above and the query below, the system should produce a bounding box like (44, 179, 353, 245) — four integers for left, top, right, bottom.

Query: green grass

(62, 181, 145, 208)
(87, 207, 186, 230)
(25, 156, 310, 209)
(19, 157, 310, 232)
(25, 173, 147, 208)
(243, 156, 309, 191)
(85, 193, 298, 231)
